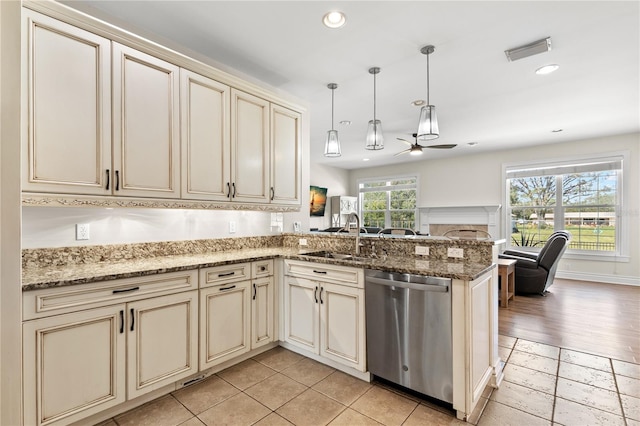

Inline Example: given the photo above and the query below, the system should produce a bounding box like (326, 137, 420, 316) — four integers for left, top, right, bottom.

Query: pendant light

(324, 83, 341, 157)
(365, 67, 384, 150)
(416, 45, 439, 141)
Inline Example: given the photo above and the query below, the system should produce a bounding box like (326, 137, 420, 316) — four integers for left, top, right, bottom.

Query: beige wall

(347, 133, 640, 285)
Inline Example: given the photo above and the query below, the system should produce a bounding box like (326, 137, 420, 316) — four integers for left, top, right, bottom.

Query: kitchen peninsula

(22, 233, 503, 424)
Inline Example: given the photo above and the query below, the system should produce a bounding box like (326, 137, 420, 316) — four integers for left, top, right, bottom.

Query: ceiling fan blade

(426, 144, 458, 149)
(394, 148, 411, 156)
(396, 138, 412, 146)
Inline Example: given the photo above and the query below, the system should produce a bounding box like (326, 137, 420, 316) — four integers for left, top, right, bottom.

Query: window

(358, 177, 417, 229)
(505, 155, 624, 256)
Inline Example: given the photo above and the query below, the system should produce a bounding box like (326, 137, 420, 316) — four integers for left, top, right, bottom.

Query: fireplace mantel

(418, 205, 502, 238)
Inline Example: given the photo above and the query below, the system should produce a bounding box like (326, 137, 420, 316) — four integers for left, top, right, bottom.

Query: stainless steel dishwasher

(365, 269, 453, 404)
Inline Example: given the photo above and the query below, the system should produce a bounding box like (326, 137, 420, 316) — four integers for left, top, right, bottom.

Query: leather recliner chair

(499, 231, 571, 295)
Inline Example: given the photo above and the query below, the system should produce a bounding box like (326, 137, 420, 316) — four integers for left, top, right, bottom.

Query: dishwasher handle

(366, 276, 449, 292)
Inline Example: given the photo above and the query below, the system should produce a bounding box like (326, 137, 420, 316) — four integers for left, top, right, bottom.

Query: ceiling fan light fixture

(324, 83, 341, 157)
(416, 45, 440, 141)
(409, 145, 423, 156)
(365, 67, 384, 150)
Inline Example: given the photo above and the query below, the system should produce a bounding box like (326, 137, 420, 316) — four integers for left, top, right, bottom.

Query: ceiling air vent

(505, 37, 552, 61)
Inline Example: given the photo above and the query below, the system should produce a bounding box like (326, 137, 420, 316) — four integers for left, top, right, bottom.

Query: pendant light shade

(365, 67, 384, 150)
(417, 45, 440, 141)
(324, 83, 341, 157)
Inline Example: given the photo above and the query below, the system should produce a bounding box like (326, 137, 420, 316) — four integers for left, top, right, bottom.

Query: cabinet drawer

(284, 260, 362, 288)
(252, 259, 274, 278)
(23, 270, 198, 320)
(200, 263, 250, 288)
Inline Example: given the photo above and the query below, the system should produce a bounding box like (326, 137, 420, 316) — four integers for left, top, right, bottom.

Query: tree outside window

(359, 177, 417, 230)
(507, 158, 621, 253)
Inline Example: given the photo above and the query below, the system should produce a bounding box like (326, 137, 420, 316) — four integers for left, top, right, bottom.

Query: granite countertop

(22, 247, 495, 291)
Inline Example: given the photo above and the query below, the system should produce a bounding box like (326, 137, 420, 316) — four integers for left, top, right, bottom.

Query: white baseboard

(556, 271, 640, 286)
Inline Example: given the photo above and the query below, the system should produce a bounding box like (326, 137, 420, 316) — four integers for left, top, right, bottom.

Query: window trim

(502, 151, 629, 262)
(357, 174, 419, 230)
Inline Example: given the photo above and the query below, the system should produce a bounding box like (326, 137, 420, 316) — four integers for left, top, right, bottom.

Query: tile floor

(98, 337, 640, 426)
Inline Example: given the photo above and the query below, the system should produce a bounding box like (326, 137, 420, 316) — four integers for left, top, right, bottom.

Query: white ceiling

(62, 1, 640, 170)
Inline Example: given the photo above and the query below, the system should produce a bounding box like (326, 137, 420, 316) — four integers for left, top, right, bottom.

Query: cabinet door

(230, 89, 270, 203)
(180, 69, 231, 201)
(283, 276, 319, 353)
(251, 276, 274, 350)
(23, 305, 126, 426)
(22, 10, 111, 195)
(270, 104, 301, 205)
(112, 43, 180, 198)
(127, 291, 199, 399)
(200, 280, 251, 370)
(319, 282, 366, 371)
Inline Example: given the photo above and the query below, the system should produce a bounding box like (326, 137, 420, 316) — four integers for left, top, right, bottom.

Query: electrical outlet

(229, 221, 236, 234)
(75, 223, 90, 240)
(415, 246, 429, 256)
(447, 247, 464, 258)
(299, 238, 308, 246)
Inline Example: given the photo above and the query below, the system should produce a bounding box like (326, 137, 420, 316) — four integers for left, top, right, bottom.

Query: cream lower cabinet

(251, 276, 275, 350)
(23, 305, 125, 426)
(127, 292, 199, 399)
(199, 280, 251, 369)
(199, 261, 275, 369)
(283, 260, 366, 372)
(22, 271, 199, 426)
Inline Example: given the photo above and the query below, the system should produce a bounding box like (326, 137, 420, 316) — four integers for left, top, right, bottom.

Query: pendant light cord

(426, 51, 430, 105)
(331, 86, 335, 131)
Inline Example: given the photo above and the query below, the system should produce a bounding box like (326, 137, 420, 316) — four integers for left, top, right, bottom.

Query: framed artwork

(310, 186, 328, 216)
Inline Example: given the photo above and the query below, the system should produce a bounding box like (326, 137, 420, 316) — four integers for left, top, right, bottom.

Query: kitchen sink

(302, 251, 370, 262)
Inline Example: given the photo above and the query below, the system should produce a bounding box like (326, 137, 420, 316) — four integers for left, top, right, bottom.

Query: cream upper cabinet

(231, 89, 270, 203)
(22, 9, 112, 195)
(112, 43, 181, 198)
(180, 69, 231, 201)
(270, 104, 301, 205)
(23, 305, 126, 426)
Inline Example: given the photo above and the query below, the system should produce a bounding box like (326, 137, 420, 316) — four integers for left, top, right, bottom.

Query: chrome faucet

(344, 212, 362, 255)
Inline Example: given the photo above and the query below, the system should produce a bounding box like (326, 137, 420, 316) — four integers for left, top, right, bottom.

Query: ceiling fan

(394, 133, 457, 156)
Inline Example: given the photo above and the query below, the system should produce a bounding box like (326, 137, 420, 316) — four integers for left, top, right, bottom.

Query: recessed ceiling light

(362, 158, 370, 162)
(322, 11, 346, 28)
(411, 100, 426, 107)
(551, 129, 563, 133)
(467, 142, 479, 146)
(339, 120, 351, 126)
(536, 64, 560, 75)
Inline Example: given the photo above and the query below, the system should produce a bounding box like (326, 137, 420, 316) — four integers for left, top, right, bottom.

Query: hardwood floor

(498, 278, 640, 364)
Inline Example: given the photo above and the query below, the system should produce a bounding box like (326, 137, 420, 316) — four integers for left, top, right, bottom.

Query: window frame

(502, 152, 629, 262)
(357, 175, 419, 230)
